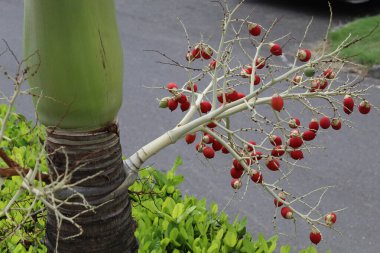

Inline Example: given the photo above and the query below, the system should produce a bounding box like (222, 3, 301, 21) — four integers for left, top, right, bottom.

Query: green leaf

(172, 203, 185, 219)
(257, 233, 269, 252)
(207, 242, 220, 253)
(170, 227, 179, 241)
(280, 245, 291, 253)
(171, 156, 182, 173)
(223, 229, 237, 248)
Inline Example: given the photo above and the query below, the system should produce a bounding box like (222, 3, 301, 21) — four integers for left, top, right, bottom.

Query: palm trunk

(23, 0, 138, 252)
(44, 125, 138, 253)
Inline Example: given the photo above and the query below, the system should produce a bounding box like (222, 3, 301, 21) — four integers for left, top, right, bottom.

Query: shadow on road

(249, 0, 380, 18)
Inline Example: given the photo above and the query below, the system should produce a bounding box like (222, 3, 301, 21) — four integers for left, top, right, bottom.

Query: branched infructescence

(123, 0, 379, 246)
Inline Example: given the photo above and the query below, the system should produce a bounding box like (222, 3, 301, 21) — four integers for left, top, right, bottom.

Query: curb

(367, 65, 380, 79)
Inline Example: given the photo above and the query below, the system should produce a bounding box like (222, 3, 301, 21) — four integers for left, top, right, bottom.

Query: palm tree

(24, 0, 137, 252)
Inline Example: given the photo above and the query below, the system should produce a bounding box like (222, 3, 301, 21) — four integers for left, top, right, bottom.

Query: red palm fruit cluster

(217, 88, 246, 104)
(186, 43, 214, 62)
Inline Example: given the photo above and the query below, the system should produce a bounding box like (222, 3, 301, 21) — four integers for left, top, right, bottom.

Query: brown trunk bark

(44, 124, 138, 253)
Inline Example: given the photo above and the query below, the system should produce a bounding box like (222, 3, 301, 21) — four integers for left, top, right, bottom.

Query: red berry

(192, 47, 201, 59)
(248, 22, 261, 36)
(241, 65, 252, 78)
(200, 101, 212, 113)
(272, 145, 285, 157)
(203, 147, 215, 159)
(212, 139, 223, 151)
(255, 57, 265, 69)
(244, 140, 257, 152)
(309, 118, 319, 132)
(269, 135, 282, 146)
(320, 79, 328, 90)
(233, 159, 243, 171)
(358, 100, 371, 114)
(186, 82, 198, 92)
(227, 89, 239, 102)
(168, 98, 178, 111)
(221, 146, 229, 154)
(196, 142, 205, 152)
(250, 151, 263, 161)
(281, 206, 293, 219)
(269, 43, 282, 56)
(288, 118, 300, 128)
(209, 60, 217, 70)
(253, 74, 261, 85)
(319, 116, 331, 129)
(292, 75, 302, 85)
(201, 46, 213, 60)
(302, 130, 316, 141)
(266, 156, 280, 171)
(250, 170, 263, 184)
(274, 192, 286, 207)
(185, 133, 196, 144)
(230, 167, 243, 179)
(180, 101, 190, 112)
(237, 92, 246, 100)
(331, 118, 342, 130)
(325, 212, 337, 226)
(202, 133, 214, 144)
(288, 136, 303, 149)
(290, 149, 304, 160)
(323, 68, 336, 79)
(167, 82, 178, 92)
(271, 94, 284, 112)
(176, 93, 188, 103)
(343, 95, 354, 115)
(231, 178, 242, 189)
(297, 49, 311, 62)
(207, 121, 217, 128)
(217, 92, 226, 103)
(309, 230, 322, 245)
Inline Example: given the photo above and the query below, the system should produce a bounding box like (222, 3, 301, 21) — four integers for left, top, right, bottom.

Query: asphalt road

(1, 0, 380, 252)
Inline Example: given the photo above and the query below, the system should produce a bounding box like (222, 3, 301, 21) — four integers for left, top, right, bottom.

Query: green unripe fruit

(304, 67, 316, 77)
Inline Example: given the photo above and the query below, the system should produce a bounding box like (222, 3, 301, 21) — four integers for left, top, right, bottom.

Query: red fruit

(207, 121, 217, 128)
(297, 49, 312, 62)
(221, 146, 229, 154)
(290, 149, 304, 160)
(269, 135, 282, 146)
(237, 92, 246, 100)
(168, 98, 178, 111)
(269, 43, 282, 56)
(201, 46, 213, 60)
(248, 22, 261, 36)
(180, 101, 190, 112)
(176, 93, 188, 103)
(230, 167, 243, 179)
(241, 65, 252, 78)
(217, 92, 226, 103)
(212, 139, 223, 151)
(310, 230, 322, 245)
(292, 75, 302, 85)
(186, 82, 198, 92)
(325, 212, 337, 226)
(202, 133, 214, 144)
(272, 145, 285, 157)
(250, 170, 263, 184)
(231, 178, 242, 189)
(185, 133, 196, 144)
(203, 147, 215, 159)
(319, 116, 331, 129)
(271, 94, 284, 112)
(288, 118, 300, 128)
(266, 156, 280, 171)
(290, 129, 300, 138)
(331, 118, 342, 130)
(309, 118, 319, 132)
(274, 192, 286, 207)
(255, 57, 265, 69)
(358, 100, 371, 114)
(167, 82, 178, 92)
(227, 89, 239, 102)
(323, 68, 336, 79)
(233, 159, 243, 171)
(302, 130, 316, 141)
(209, 60, 217, 70)
(253, 74, 261, 85)
(200, 101, 212, 113)
(250, 151, 263, 161)
(343, 95, 354, 115)
(195, 142, 204, 152)
(191, 47, 201, 59)
(288, 136, 303, 149)
(244, 140, 257, 152)
(281, 206, 293, 219)
(320, 79, 328, 90)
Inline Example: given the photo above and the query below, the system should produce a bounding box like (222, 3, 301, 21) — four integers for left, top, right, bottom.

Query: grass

(328, 15, 380, 67)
